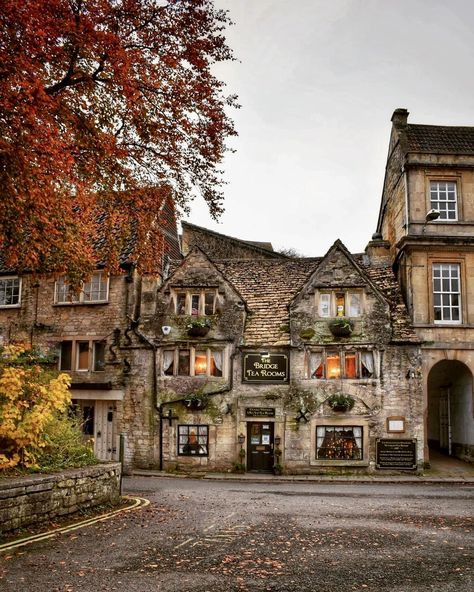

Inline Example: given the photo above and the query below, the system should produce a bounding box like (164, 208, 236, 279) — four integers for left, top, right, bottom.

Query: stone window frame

(305, 348, 378, 380)
(316, 289, 364, 318)
(171, 287, 217, 316)
(54, 271, 109, 305)
(177, 424, 209, 456)
(59, 339, 106, 372)
(0, 276, 21, 308)
(425, 174, 462, 222)
(161, 346, 226, 378)
(429, 259, 464, 325)
(310, 417, 369, 467)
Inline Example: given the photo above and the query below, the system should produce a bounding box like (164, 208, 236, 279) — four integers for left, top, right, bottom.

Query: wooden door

(247, 422, 274, 472)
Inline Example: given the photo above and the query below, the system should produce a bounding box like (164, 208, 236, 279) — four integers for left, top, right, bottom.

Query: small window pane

(344, 353, 357, 378)
(60, 341, 72, 371)
(348, 293, 361, 317)
(194, 352, 207, 375)
(178, 350, 190, 375)
(204, 292, 215, 315)
(178, 425, 208, 456)
(191, 294, 200, 316)
(84, 272, 108, 302)
(336, 293, 345, 316)
(326, 353, 341, 379)
(176, 293, 186, 314)
(55, 277, 78, 303)
(319, 293, 331, 317)
(77, 342, 90, 371)
(93, 342, 106, 371)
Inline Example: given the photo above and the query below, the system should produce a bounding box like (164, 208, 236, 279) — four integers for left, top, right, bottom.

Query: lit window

(173, 289, 216, 316)
(178, 425, 208, 456)
(163, 348, 224, 377)
(0, 277, 21, 307)
(77, 341, 90, 371)
(432, 263, 461, 323)
(317, 291, 362, 318)
(316, 426, 363, 460)
(430, 181, 457, 221)
(308, 350, 375, 379)
(55, 272, 108, 304)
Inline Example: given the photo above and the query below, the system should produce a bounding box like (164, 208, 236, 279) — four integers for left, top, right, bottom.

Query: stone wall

(0, 463, 121, 534)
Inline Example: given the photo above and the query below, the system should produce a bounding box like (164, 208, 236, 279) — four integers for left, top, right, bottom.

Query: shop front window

(178, 425, 208, 456)
(316, 426, 363, 460)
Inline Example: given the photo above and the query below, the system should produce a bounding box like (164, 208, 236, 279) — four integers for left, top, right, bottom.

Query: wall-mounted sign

(242, 353, 289, 383)
(387, 417, 406, 433)
(376, 438, 417, 470)
(246, 407, 276, 418)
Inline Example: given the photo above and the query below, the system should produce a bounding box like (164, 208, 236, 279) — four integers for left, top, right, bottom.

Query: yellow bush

(0, 344, 71, 469)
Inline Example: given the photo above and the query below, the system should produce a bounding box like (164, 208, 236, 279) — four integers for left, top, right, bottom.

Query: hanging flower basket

(327, 393, 355, 412)
(186, 318, 211, 337)
(328, 318, 354, 337)
(184, 394, 208, 410)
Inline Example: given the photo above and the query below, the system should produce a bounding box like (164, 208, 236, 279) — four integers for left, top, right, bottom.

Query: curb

(130, 470, 474, 485)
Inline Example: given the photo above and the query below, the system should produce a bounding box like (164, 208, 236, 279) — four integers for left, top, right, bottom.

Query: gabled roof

(181, 221, 286, 260)
(405, 124, 474, 155)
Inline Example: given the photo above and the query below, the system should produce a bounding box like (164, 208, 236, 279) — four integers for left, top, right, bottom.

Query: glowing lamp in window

(327, 354, 341, 379)
(194, 353, 207, 375)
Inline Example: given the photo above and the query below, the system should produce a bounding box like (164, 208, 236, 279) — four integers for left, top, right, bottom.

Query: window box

(328, 318, 354, 337)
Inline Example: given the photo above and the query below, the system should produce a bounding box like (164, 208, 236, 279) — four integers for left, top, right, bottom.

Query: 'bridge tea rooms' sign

(242, 353, 289, 384)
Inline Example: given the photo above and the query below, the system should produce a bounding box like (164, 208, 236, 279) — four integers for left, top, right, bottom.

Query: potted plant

(187, 318, 211, 337)
(327, 393, 355, 412)
(273, 463, 284, 475)
(328, 318, 354, 337)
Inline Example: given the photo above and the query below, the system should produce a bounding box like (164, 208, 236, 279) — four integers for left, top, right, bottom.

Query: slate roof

(215, 258, 318, 346)
(214, 255, 419, 346)
(405, 124, 474, 155)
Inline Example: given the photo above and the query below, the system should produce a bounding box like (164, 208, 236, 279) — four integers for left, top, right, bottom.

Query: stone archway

(427, 360, 474, 462)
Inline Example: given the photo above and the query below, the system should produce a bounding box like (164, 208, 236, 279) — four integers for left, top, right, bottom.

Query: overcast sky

(183, 0, 474, 257)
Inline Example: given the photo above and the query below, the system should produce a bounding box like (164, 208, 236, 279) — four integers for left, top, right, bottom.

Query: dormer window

(173, 288, 216, 316)
(55, 272, 109, 304)
(317, 291, 362, 318)
(430, 181, 458, 221)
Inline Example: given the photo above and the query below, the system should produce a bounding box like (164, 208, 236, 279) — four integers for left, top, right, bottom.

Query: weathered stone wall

(0, 463, 121, 534)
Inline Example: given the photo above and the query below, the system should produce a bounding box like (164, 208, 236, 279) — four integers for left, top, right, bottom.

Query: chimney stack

(391, 108, 409, 128)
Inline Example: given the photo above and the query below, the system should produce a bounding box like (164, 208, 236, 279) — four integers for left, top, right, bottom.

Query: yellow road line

(0, 496, 150, 553)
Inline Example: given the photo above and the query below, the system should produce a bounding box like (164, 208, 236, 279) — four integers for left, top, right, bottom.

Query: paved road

(1, 477, 473, 591)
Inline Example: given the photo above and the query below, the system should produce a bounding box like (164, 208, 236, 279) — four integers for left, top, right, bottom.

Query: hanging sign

(242, 353, 289, 383)
(376, 438, 417, 470)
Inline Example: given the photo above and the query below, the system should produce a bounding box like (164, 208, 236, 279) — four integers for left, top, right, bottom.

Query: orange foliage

(0, 0, 237, 279)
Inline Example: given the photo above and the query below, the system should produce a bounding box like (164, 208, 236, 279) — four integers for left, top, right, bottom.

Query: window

(178, 425, 208, 456)
(308, 350, 375, 379)
(317, 291, 363, 318)
(59, 340, 106, 372)
(55, 272, 108, 304)
(0, 277, 21, 307)
(430, 181, 458, 221)
(163, 347, 223, 377)
(172, 288, 216, 316)
(316, 426, 363, 460)
(432, 263, 461, 323)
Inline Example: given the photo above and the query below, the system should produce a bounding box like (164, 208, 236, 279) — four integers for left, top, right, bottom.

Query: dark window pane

(60, 341, 72, 371)
(178, 350, 190, 375)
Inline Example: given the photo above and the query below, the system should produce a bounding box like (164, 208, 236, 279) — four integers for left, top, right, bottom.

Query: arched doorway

(427, 360, 474, 462)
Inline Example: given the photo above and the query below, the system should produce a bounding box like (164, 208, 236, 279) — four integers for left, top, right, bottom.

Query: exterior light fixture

(260, 352, 270, 359)
(238, 433, 245, 445)
(422, 209, 440, 233)
(275, 435, 281, 447)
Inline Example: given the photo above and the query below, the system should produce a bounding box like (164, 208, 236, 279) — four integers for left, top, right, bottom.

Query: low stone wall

(0, 462, 121, 534)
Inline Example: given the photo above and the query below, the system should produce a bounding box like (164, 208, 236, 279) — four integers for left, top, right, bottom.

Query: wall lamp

(422, 209, 440, 233)
(238, 433, 245, 445)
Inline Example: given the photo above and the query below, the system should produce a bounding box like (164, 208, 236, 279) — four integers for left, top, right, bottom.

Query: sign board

(242, 353, 289, 383)
(376, 438, 417, 470)
(246, 407, 276, 418)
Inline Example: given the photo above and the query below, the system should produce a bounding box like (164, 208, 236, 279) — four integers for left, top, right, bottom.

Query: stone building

(377, 109, 474, 464)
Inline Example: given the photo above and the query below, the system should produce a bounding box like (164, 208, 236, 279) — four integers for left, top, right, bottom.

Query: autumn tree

(0, 0, 237, 278)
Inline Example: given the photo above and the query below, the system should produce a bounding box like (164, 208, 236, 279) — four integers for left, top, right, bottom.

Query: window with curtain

(162, 348, 224, 377)
(317, 291, 363, 318)
(308, 350, 375, 379)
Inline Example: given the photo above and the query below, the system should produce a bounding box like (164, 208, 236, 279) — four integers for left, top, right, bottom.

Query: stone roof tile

(405, 124, 474, 155)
